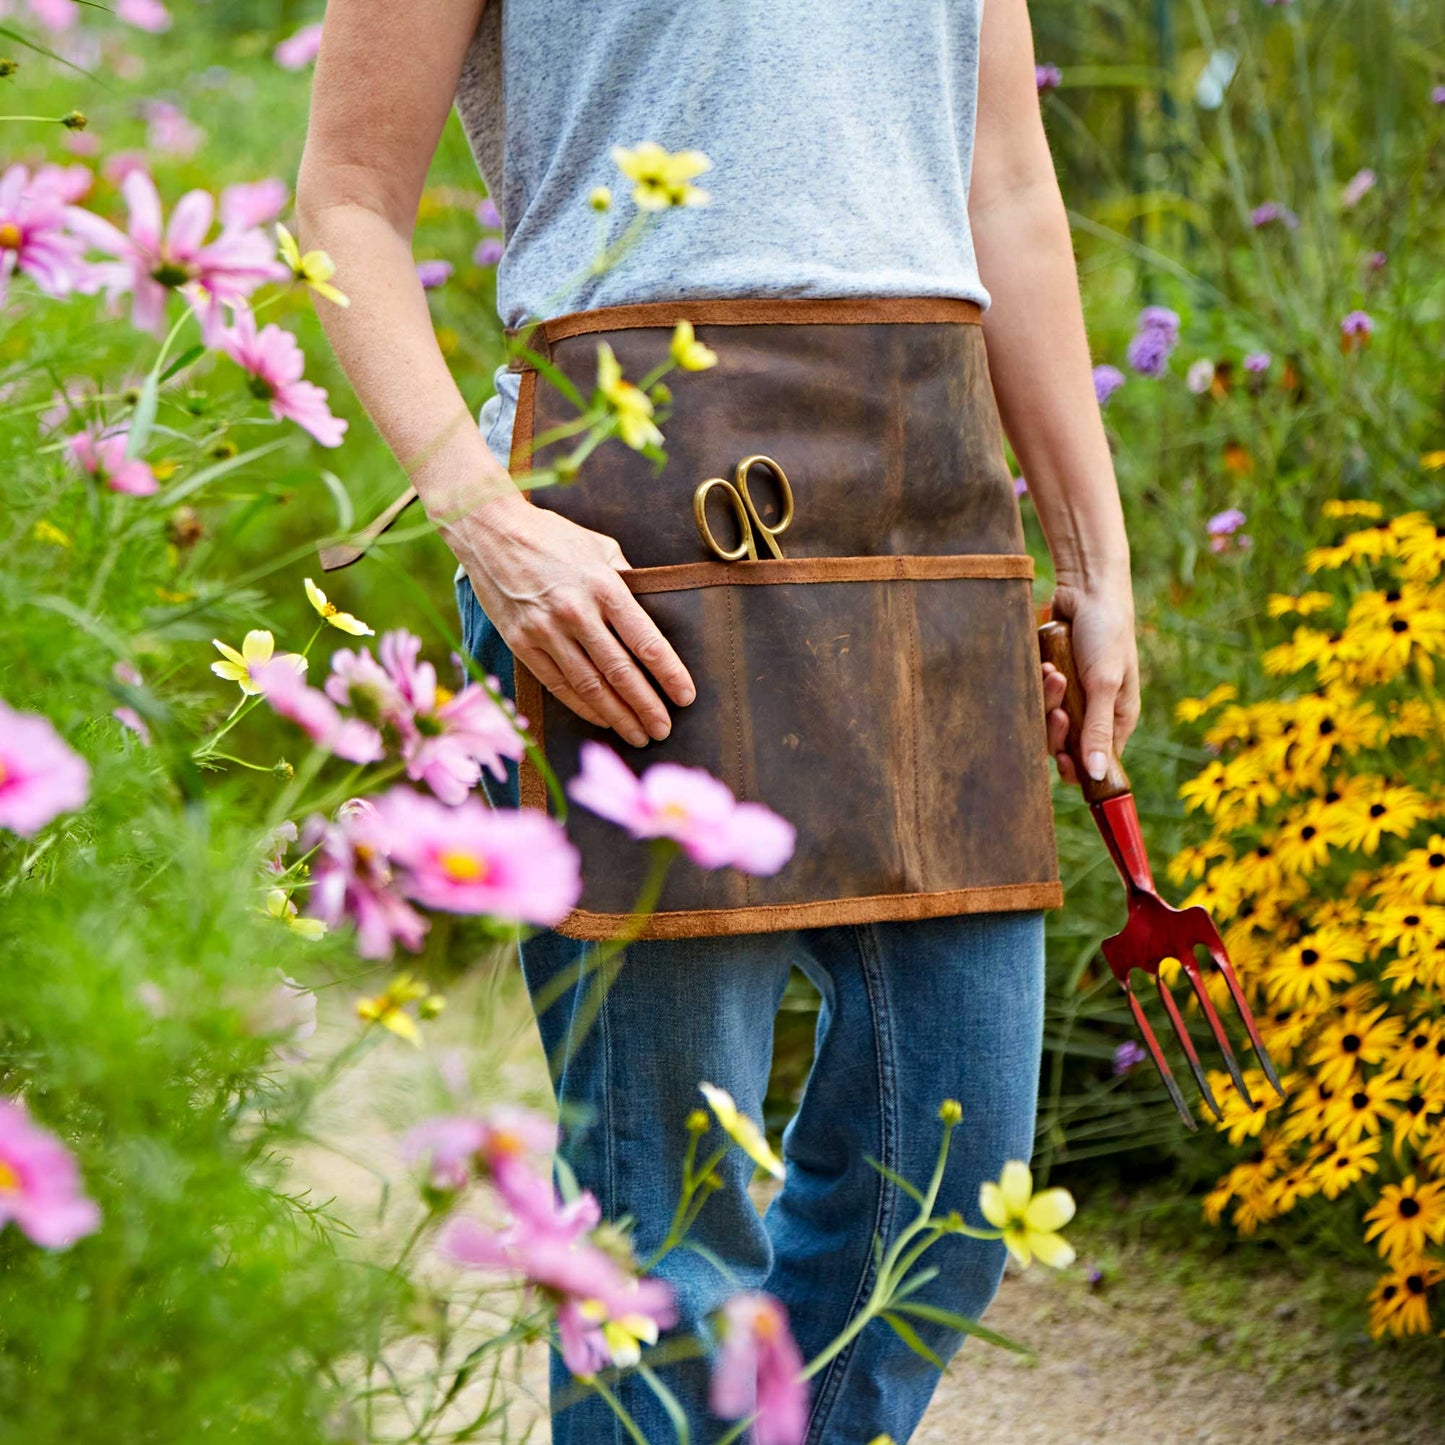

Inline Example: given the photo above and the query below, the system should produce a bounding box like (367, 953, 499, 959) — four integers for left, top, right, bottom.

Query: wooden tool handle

(1037, 618, 1132, 804)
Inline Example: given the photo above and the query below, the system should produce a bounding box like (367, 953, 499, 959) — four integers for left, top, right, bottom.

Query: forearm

(972, 179, 1131, 592)
(293, 191, 517, 524)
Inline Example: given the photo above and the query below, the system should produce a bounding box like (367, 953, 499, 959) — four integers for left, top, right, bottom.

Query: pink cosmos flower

(441, 1208, 676, 1378)
(100, 150, 151, 187)
(253, 658, 384, 763)
(301, 799, 429, 959)
(372, 786, 582, 927)
(0, 698, 89, 837)
(220, 178, 288, 230)
(64, 169, 284, 341)
(378, 630, 527, 803)
(0, 163, 88, 303)
(274, 21, 324, 70)
(325, 644, 407, 724)
(29, 162, 92, 205)
(117, 0, 170, 30)
(710, 1292, 809, 1445)
(66, 426, 158, 496)
(568, 742, 795, 875)
(403, 1105, 556, 1199)
(142, 98, 204, 157)
(12, 0, 78, 32)
(218, 305, 348, 446)
(0, 1097, 101, 1249)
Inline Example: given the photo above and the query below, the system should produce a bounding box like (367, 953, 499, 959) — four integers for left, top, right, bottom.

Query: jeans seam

(802, 923, 900, 1443)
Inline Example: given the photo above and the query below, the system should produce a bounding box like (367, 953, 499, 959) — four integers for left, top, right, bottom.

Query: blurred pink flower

(378, 630, 527, 803)
(117, 0, 170, 30)
(66, 426, 158, 496)
(568, 742, 795, 875)
(373, 786, 581, 926)
(1340, 168, 1375, 209)
(0, 163, 88, 302)
(301, 799, 429, 959)
(253, 658, 384, 763)
(473, 236, 504, 267)
(64, 170, 284, 340)
(403, 1105, 555, 1199)
(218, 305, 348, 446)
(710, 1292, 809, 1445)
(0, 698, 89, 836)
(274, 21, 323, 70)
(326, 644, 407, 724)
(0, 1097, 100, 1249)
(220, 178, 289, 230)
(100, 151, 151, 187)
(30, 161, 92, 204)
(14, 0, 78, 32)
(142, 98, 203, 156)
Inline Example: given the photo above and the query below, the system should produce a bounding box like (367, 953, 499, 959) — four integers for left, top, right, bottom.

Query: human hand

(443, 493, 695, 748)
(1039, 576, 1139, 787)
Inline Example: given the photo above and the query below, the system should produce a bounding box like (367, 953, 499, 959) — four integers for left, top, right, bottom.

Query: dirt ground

(291, 976, 1445, 1445)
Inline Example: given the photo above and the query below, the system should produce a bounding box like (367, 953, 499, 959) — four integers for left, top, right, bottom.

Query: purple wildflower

(1092, 364, 1126, 406)
(1340, 310, 1374, 352)
(1250, 200, 1299, 229)
(1126, 306, 1180, 378)
(1431, 85, 1445, 106)
(1243, 351, 1270, 373)
(1112, 1040, 1148, 1076)
(1035, 64, 1062, 92)
(416, 259, 453, 289)
(475, 197, 500, 229)
(1340, 169, 1375, 209)
(1207, 508, 1247, 537)
(473, 236, 503, 267)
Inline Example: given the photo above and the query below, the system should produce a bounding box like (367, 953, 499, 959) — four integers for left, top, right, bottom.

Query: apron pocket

(515, 554, 1063, 940)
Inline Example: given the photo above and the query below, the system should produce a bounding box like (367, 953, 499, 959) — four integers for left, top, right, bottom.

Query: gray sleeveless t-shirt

(453, 0, 991, 476)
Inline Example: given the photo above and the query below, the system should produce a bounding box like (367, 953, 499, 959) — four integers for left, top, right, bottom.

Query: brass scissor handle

(692, 454, 795, 561)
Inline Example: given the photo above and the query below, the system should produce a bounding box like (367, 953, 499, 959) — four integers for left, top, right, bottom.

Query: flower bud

(938, 1099, 963, 1125)
(589, 186, 612, 212)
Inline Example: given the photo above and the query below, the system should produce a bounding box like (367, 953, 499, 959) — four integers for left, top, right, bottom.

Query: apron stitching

(906, 584, 925, 888)
(803, 923, 900, 1442)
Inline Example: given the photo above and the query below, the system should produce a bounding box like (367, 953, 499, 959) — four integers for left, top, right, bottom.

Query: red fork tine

(1040, 617, 1288, 1128)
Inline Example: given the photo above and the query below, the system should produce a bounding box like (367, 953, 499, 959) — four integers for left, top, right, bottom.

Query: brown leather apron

(503, 295, 1063, 939)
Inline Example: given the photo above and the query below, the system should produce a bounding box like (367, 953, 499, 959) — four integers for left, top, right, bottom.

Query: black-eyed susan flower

(1308, 1136, 1382, 1198)
(1389, 836, 1445, 905)
(1363, 1175, 1445, 1261)
(1175, 683, 1237, 723)
(1391, 513, 1445, 583)
(1334, 782, 1432, 855)
(1390, 1085, 1445, 1158)
(1267, 590, 1334, 618)
(1320, 1071, 1411, 1145)
(1264, 927, 1361, 1009)
(1323, 499, 1385, 521)
(1271, 813, 1334, 876)
(1368, 1258, 1444, 1339)
(609, 141, 712, 210)
(1393, 1018, 1445, 1085)
(1310, 1005, 1405, 1092)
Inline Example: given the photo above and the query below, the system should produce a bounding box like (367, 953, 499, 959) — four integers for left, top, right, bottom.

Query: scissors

(692, 454, 795, 561)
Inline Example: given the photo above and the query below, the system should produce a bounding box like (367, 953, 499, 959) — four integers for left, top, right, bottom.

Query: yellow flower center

(490, 1129, 523, 1156)
(0, 222, 21, 250)
(753, 1308, 780, 1342)
(0, 1159, 19, 1193)
(0, 759, 7, 787)
(439, 849, 487, 883)
(434, 685, 454, 707)
(660, 802, 691, 821)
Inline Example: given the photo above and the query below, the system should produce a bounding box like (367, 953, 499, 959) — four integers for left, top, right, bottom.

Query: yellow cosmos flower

(669, 319, 717, 372)
(1368, 1258, 1444, 1339)
(595, 341, 664, 452)
(212, 630, 307, 696)
(600, 1309, 661, 1369)
(304, 577, 374, 636)
(276, 221, 350, 306)
(978, 1160, 1076, 1268)
(263, 887, 327, 940)
(356, 972, 430, 1044)
(609, 141, 712, 210)
(698, 1081, 784, 1180)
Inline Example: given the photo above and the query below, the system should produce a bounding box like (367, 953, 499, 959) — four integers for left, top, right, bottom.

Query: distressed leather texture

(512, 300, 1063, 938)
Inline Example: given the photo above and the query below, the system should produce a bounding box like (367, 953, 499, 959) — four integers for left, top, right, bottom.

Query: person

(297, 3, 1139, 1440)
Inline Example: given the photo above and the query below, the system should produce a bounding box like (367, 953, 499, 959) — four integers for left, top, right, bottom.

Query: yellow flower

(1392, 1017, 1445, 1085)
(595, 341, 664, 452)
(1263, 927, 1360, 1009)
(1367, 1258, 1443, 1339)
(1363, 1176, 1445, 1262)
(211, 630, 307, 696)
(276, 221, 350, 306)
(588, 185, 612, 211)
(33, 518, 71, 547)
(1388, 835, 1445, 905)
(609, 141, 712, 210)
(1266, 590, 1333, 618)
(356, 972, 430, 1044)
(1174, 683, 1237, 723)
(304, 577, 374, 636)
(263, 888, 327, 940)
(1421, 453, 1445, 471)
(600, 1309, 661, 1369)
(1333, 782, 1431, 855)
(978, 1160, 1076, 1268)
(1307, 1136, 1381, 1198)
(1323, 499, 1385, 520)
(698, 1081, 784, 1180)
(1320, 1071, 1411, 1144)
(1309, 1005, 1405, 1093)
(669, 319, 717, 372)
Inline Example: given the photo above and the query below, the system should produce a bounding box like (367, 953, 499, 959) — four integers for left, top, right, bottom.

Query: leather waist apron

(507, 294, 1063, 940)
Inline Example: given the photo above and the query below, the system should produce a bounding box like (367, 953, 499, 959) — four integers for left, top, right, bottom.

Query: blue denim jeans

(457, 576, 1047, 1445)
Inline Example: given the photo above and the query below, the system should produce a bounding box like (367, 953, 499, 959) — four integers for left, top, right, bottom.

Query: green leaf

(891, 1300, 1034, 1359)
(317, 469, 355, 535)
(881, 1312, 945, 1370)
(863, 1156, 927, 1207)
(160, 344, 206, 383)
(152, 439, 290, 509)
(638, 1364, 690, 1445)
(126, 368, 160, 458)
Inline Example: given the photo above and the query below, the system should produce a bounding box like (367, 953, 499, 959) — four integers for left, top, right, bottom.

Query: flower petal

(1023, 1187, 1076, 1234)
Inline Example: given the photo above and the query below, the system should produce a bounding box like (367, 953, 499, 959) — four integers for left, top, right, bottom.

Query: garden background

(2, 1, 1445, 1441)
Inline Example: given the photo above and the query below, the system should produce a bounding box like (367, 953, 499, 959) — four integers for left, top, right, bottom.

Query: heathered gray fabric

(453, 0, 991, 476)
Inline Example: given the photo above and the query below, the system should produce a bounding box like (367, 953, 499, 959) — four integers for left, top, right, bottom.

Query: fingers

(1040, 663, 1078, 784)
(573, 617, 675, 742)
(514, 644, 614, 734)
(601, 585, 697, 708)
(548, 634, 653, 748)
(1078, 661, 1124, 783)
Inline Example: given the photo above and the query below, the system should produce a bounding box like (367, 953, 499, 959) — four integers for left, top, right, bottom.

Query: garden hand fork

(1038, 618, 1286, 1130)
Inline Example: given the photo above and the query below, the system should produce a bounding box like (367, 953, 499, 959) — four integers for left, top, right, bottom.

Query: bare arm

(970, 0, 1140, 784)
(295, 0, 693, 749)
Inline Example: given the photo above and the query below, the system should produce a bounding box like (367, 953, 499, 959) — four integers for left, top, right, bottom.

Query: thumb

(1079, 675, 1118, 783)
